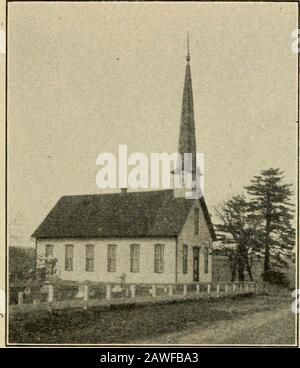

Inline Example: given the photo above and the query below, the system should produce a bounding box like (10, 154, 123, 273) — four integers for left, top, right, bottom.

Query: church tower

(174, 35, 201, 198)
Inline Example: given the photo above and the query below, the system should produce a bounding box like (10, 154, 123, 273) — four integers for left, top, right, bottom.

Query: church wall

(176, 200, 213, 284)
(36, 237, 177, 284)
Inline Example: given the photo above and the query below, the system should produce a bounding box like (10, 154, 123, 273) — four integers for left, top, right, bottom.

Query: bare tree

(215, 195, 259, 281)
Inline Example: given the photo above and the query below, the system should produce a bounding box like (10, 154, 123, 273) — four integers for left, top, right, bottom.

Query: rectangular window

(86, 244, 94, 272)
(183, 244, 188, 274)
(154, 244, 164, 273)
(65, 244, 73, 271)
(45, 244, 54, 257)
(204, 248, 209, 274)
(107, 245, 117, 272)
(194, 208, 199, 235)
(130, 244, 140, 272)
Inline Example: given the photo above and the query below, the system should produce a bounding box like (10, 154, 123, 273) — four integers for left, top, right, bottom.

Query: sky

(7, 2, 298, 247)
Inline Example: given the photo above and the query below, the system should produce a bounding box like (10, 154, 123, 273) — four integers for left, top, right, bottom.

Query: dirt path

(136, 304, 296, 345)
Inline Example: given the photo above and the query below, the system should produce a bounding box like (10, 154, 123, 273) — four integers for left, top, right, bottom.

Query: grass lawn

(9, 293, 296, 345)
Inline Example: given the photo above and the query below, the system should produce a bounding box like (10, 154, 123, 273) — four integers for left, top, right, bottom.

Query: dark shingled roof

(32, 190, 216, 240)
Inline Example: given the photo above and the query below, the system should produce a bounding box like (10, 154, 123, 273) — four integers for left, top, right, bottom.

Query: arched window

(204, 248, 209, 274)
(45, 244, 54, 257)
(154, 244, 164, 273)
(107, 244, 117, 272)
(45, 244, 54, 274)
(65, 244, 74, 271)
(130, 244, 140, 272)
(194, 208, 199, 235)
(86, 244, 95, 272)
(182, 244, 188, 274)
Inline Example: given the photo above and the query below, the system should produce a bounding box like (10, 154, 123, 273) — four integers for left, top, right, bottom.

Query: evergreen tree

(245, 168, 295, 280)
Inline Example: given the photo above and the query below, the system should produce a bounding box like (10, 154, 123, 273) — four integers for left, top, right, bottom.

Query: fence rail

(9, 281, 268, 314)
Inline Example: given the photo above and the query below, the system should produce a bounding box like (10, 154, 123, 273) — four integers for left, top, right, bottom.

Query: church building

(32, 44, 216, 285)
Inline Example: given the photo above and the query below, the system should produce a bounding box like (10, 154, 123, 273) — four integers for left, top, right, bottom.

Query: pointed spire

(177, 35, 196, 179)
(186, 33, 190, 63)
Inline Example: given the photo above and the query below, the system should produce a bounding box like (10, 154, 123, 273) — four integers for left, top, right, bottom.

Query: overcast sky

(8, 2, 298, 247)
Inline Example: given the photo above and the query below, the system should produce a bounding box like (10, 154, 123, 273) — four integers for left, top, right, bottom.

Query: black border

(4, 0, 300, 348)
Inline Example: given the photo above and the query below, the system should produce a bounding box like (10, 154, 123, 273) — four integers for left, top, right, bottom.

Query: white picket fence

(9, 281, 265, 314)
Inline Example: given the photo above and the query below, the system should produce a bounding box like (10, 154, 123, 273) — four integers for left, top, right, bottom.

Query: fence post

(207, 284, 211, 295)
(48, 285, 54, 303)
(47, 285, 54, 312)
(183, 284, 187, 296)
(168, 285, 173, 296)
(151, 285, 156, 297)
(130, 285, 136, 298)
(216, 284, 220, 297)
(196, 284, 200, 294)
(240, 283, 243, 292)
(245, 283, 249, 291)
(233, 283, 236, 292)
(83, 285, 89, 310)
(225, 284, 228, 293)
(106, 284, 111, 300)
(18, 291, 24, 305)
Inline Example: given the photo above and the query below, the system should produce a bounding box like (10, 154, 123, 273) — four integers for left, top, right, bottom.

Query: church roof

(32, 190, 216, 240)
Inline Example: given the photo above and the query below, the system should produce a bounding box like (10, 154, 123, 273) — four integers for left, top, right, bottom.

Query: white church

(32, 45, 216, 285)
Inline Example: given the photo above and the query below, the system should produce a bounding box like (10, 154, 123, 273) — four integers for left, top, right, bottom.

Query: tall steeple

(177, 34, 197, 179)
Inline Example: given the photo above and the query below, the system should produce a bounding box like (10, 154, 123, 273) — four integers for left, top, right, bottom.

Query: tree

(215, 195, 259, 281)
(245, 168, 295, 281)
(9, 246, 36, 282)
(9, 212, 24, 246)
(36, 253, 59, 282)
